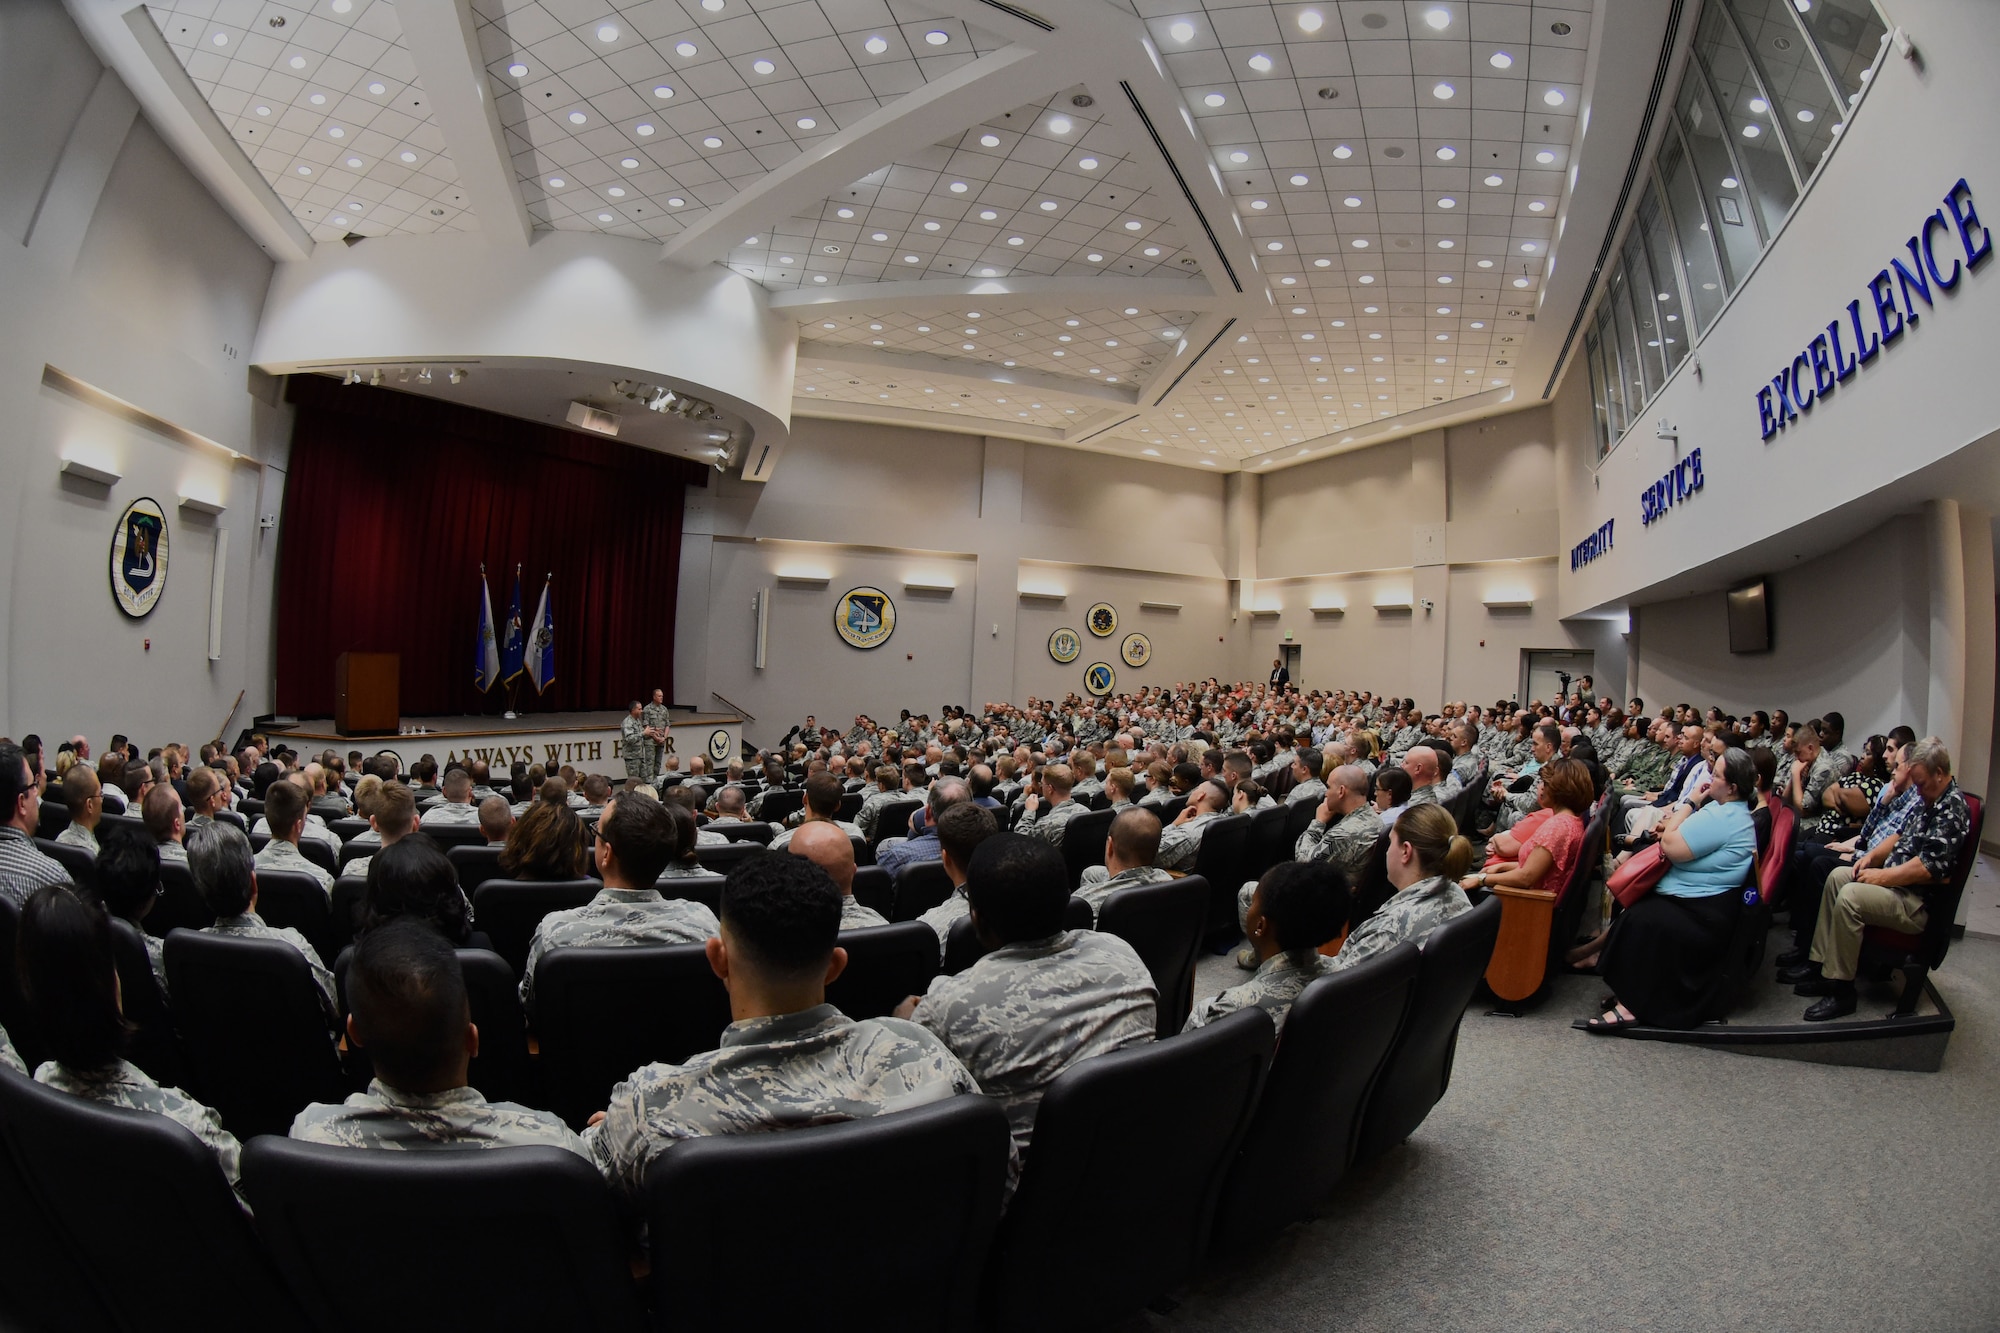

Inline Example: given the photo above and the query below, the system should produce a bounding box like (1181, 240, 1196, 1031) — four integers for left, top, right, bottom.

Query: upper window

(1587, 0, 1888, 461)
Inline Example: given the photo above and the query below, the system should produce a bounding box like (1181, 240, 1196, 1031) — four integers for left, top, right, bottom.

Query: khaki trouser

(1809, 865, 1927, 981)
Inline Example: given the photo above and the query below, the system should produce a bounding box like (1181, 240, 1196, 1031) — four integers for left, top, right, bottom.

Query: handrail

(710, 690, 755, 722)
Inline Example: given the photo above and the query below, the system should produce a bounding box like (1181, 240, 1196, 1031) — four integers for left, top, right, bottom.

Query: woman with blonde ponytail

(1330, 802, 1475, 971)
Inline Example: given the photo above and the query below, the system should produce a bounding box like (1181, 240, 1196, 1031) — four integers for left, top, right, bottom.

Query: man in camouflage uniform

(1156, 779, 1230, 872)
(0, 1020, 23, 1074)
(1075, 808, 1172, 924)
(1292, 767, 1384, 877)
(916, 803, 1001, 960)
(643, 689, 673, 776)
(521, 791, 717, 1013)
(187, 822, 339, 1024)
(37, 1056, 244, 1192)
(621, 700, 651, 782)
(585, 854, 988, 1199)
(1014, 764, 1085, 849)
(899, 835, 1155, 1165)
(291, 921, 589, 1157)
(785, 822, 886, 930)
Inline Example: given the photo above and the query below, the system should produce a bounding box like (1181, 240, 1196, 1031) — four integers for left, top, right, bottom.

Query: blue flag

(474, 567, 500, 692)
(527, 576, 555, 693)
(500, 566, 526, 684)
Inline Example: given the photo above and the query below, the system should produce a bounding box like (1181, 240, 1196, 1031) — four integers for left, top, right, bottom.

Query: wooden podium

(333, 652, 400, 736)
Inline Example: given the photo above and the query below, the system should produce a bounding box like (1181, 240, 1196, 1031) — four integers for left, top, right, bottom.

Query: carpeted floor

(1142, 935, 2000, 1331)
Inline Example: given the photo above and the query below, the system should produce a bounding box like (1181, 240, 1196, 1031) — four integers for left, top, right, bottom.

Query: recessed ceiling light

(1204, 92, 1226, 107)
(621, 157, 639, 169)
(1351, 238, 1369, 248)
(368, 81, 387, 96)
(925, 29, 949, 44)
(797, 117, 816, 129)
(1124, 219, 1142, 230)
(1437, 274, 1453, 283)
(1229, 151, 1250, 164)
(980, 133, 1001, 147)
(1250, 199, 1268, 210)
(1432, 82, 1455, 99)
(703, 0, 724, 10)
(1169, 20, 1195, 41)
(653, 85, 675, 100)
(1358, 274, 1375, 283)
(331, 0, 352, 11)
(1248, 53, 1273, 72)
(596, 23, 619, 42)
(1343, 196, 1362, 208)
(296, 165, 312, 175)
(1489, 50, 1513, 69)
(400, 151, 417, 162)
(1528, 199, 1547, 211)
(608, 187, 626, 198)
(1437, 197, 1456, 208)
(1535, 150, 1557, 164)
(1039, 200, 1058, 211)
(904, 255, 921, 263)
(1298, 10, 1323, 33)
(255, 105, 270, 115)
(289, 55, 307, 68)
(1741, 123, 1762, 138)
(979, 209, 998, 220)
(346, 156, 361, 167)
(872, 232, 888, 241)
(703, 136, 722, 148)
(1289, 173, 1309, 185)
(598, 212, 614, 222)
(1470, 320, 1485, 328)
(1484, 174, 1504, 186)
(568, 111, 587, 124)
(668, 196, 685, 206)
(676, 41, 697, 57)
(1436, 238, 1455, 248)
(1086, 252, 1104, 262)
(864, 34, 889, 54)
(752, 58, 775, 74)
(924, 220, 941, 230)
(1436, 145, 1456, 160)
(1332, 144, 1353, 159)
(1049, 115, 1072, 133)
(1007, 236, 1024, 245)
(1476, 259, 1493, 268)
(1144, 246, 1161, 256)
(1316, 259, 1331, 267)
(1424, 9, 1451, 30)
(1543, 88, 1566, 106)
(507, 62, 529, 77)
(309, 93, 326, 105)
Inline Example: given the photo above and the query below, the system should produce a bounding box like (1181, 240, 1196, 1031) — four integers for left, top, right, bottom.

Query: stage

(274, 710, 744, 779)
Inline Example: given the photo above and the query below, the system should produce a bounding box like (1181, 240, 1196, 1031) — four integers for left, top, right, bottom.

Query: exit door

(1522, 650, 1593, 708)
(1280, 643, 1302, 688)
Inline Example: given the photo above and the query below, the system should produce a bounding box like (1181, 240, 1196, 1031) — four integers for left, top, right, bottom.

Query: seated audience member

(182, 765, 230, 835)
(341, 782, 417, 883)
(853, 765, 904, 841)
(497, 796, 589, 882)
(1399, 745, 1447, 809)
(97, 753, 130, 813)
(92, 822, 170, 997)
(188, 822, 339, 1023)
(363, 837, 484, 950)
(657, 803, 710, 878)
(899, 834, 1156, 1164)
(306, 763, 350, 821)
(1778, 741, 1917, 957)
(419, 769, 481, 829)
(1461, 757, 1593, 898)
(1076, 808, 1171, 921)
(705, 784, 757, 827)
(1286, 748, 1327, 808)
(1014, 764, 1083, 847)
(1588, 749, 1760, 1031)
(876, 779, 971, 876)
(1103, 766, 1137, 812)
(584, 853, 983, 1199)
(290, 921, 588, 1156)
(56, 763, 105, 853)
(1784, 738, 1972, 1021)
(143, 783, 189, 864)
(19, 884, 243, 1193)
(519, 790, 718, 1013)
(253, 774, 343, 854)
(768, 772, 863, 851)
(1810, 735, 1892, 840)
(1296, 765, 1385, 877)
(786, 821, 885, 929)
(1370, 766, 1415, 829)
(1187, 861, 1347, 1034)
(574, 774, 613, 824)
(916, 802, 1002, 956)
(1783, 720, 1840, 821)
(1620, 725, 1712, 843)
(1232, 779, 1274, 813)
(1156, 778, 1231, 871)
(1332, 803, 1474, 972)
(478, 796, 514, 845)
(1137, 761, 1175, 808)
(254, 778, 335, 894)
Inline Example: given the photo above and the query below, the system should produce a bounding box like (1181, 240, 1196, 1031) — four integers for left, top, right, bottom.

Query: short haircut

(582, 773, 612, 802)
(93, 823, 161, 919)
(598, 791, 679, 884)
(140, 783, 181, 842)
(185, 765, 223, 811)
(262, 778, 307, 838)
(902, 760, 928, 789)
(1373, 767, 1413, 806)
(19, 885, 128, 1069)
(1105, 766, 1135, 801)
(1222, 751, 1253, 781)
(1255, 860, 1350, 953)
(1107, 808, 1162, 866)
(927, 777, 970, 823)
(1171, 761, 1201, 792)
(720, 851, 841, 981)
(967, 833, 1070, 944)
(347, 919, 469, 1091)
(1908, 736, 1952, 777)
(713, 785, 748, 816)
(477, 796, 513, 841)
(375, 781, 418, 837)
(936, 801, 999, 867)
(64, 763, 101, 815)
(804, 771, 843, 817)
(1715, 748, 1757, 802)
(1534, 722, 1562, 749)
(1295, 747, 1322, 779)
(187, 820, 256, 917)
(443, 769, 473, 799)
(364, 836, 470, 941)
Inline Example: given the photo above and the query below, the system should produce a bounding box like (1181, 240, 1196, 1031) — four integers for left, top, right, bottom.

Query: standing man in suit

(1269, 657, 1290, 689)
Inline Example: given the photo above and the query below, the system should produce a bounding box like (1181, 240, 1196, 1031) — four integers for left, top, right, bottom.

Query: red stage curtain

(275, 376, 707, 718)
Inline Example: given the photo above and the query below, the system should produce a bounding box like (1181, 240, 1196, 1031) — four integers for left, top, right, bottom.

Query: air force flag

(527, 576, 555, 693)
(500, 567, 527, 684)
(474, 566, 501, 692)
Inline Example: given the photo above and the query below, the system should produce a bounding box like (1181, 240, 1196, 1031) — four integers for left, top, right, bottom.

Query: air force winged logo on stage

(834, 586, 896, 649)
(109, 498, 169, 618)
(707, 729, 732, 763)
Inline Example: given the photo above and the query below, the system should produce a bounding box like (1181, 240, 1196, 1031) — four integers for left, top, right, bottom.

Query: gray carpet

(1146, 936, 2000, 1331)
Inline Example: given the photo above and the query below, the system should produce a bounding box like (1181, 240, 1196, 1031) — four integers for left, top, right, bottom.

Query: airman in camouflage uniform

(37, 1058, 243, 1193)
(1294, 803, 1384, 877)
(0, 1020, 24, 1074)
(519, 886, 719, 1012)
(1074, 863, 1172, 923)
(910, 928, 1156, 1162)
(290, 1080, 591, 1158)
(1155, 807, 1222, 872)
(1332, 875, 1471, 972)
(840, 896, 888, 930)
(622, 703, 651, 781)
(1184, 949, 1337, 1034)
(1014, 791, 1084, 848)
(643, 692, 673, 774)
(584, 1003, 985, 1199)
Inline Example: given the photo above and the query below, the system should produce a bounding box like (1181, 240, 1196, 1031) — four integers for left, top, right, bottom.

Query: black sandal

(1584, 1005, 1640, 1033)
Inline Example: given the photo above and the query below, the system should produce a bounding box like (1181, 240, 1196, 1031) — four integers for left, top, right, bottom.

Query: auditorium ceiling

(122, 0, 1647, 472)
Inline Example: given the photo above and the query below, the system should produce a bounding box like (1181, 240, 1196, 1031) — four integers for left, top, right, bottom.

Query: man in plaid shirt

(1787, 737, 1974, 1021)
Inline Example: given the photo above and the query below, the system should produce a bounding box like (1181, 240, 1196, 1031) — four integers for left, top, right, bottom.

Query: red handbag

(1607, 842, 1669, 908)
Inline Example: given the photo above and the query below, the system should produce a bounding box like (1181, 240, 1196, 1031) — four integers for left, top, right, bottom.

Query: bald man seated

(1399, 745, 1447, 807)
(787, 822, 887, 930)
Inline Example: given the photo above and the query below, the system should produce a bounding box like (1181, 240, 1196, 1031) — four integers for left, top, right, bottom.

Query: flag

(500, 565, 527, 684)
(527, 575, 556, 693)
(474, 566, 501, 692)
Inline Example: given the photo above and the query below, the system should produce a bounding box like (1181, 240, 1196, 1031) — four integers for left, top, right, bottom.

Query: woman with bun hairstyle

(1331, 803, 1475, 971)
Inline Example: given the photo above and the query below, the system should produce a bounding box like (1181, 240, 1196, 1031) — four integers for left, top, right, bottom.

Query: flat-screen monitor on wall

(1726, 579, 1771, 654)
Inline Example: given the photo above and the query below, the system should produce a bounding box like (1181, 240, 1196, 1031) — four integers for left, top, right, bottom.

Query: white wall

(0, 2, 287, 748)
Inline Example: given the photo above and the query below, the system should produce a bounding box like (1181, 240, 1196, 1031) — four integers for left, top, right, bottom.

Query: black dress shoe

(1803, 987, 1857, 1022)
(1777, 962, 1819, 986)
(1774, 947, 1808, 969)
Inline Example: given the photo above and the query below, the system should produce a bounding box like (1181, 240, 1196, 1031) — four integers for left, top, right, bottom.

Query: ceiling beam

(397, 0, 534, 248)
(772, 275, 1219, 320)
(661, 43, 1083, 270)
(796, 339, 1137, 406)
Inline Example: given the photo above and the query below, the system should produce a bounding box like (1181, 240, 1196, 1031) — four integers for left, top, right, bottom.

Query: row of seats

(0, 896, 1504, 1332)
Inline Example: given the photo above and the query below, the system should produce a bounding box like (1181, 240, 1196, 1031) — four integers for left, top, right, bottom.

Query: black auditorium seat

(164, 930, 348, 1139)
(1351, 895, 1502, 1161)
(1058, 807, 1116, 888)
(983, 1008, 1274, 1332)
(824, 921, 941, 1019)
(446, 841, 507, 888)
(151, 858, 214, 935)
(870, 798, 924, 848)
(0, 1070, 304, 1330)
(35, 836, 93, 886)
(1190, 813, 1252, 940)
(336, 947, 534, 1108)
(693, 841, 765, 875)
(710, 822, 773, 845)
(533, 944, 732, 1128)
(851, 864, 894, 920)
(328, 817, 370, 845)
(253, 867, 341, 967)
(891, 860, 956, 922)
(34, 803, 70, 840)
(1245, 803, 1291, 880)
(656, 872, 725, 915)
(106, 917, 185, 1089)
(1096, 876, 1210, 1037)
(643, 1095, 1011, 1333)
(243, 1139, 642, 1332)
(1209, 943, 1421, 1252)
(470, 879, 599, 975)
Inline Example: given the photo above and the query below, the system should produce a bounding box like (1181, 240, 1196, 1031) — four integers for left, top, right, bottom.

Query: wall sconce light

(903, 580, 956, 594)
(60, 458, 121, 486)
(1138, 600, 1182, 611)
(177, 494, 227, 516)
(775, 571, 830, 587)
(1017, 588, 1066, 601)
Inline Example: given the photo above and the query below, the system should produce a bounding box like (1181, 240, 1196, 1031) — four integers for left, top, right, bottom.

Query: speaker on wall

(754, 588, 769, 670)
(207, 528, 228, 662)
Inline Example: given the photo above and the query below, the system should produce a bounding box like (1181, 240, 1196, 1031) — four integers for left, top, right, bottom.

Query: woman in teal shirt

(1591, 749, 1759, 1030)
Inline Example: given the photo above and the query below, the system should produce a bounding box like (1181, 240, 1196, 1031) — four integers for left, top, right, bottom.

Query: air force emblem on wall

(834, 586, 896, 649)
(109, 497, 169, 619)
(707, 729, 732, 763)
(1084, 662, 1116, 697)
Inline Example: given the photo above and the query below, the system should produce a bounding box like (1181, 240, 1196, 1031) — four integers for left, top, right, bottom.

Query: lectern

(333, 652, 399, 736)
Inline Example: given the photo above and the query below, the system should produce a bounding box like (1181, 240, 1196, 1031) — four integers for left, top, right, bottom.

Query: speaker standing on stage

(642, 689, 672, 776)
(622, 702, 649, 782)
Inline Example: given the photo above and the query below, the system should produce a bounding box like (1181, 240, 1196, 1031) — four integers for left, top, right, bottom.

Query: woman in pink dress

(1461, 758, 1594, 899)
